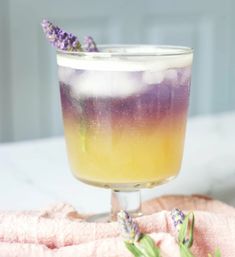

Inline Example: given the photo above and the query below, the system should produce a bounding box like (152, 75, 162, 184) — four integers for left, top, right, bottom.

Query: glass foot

(111, 190, 142, 220)
(86, 189, 142, 222)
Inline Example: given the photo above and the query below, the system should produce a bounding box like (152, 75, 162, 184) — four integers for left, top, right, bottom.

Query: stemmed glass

(56, 45, 193, 221)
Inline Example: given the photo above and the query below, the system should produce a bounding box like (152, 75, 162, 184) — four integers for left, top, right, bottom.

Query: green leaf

(185, 212, 194, 248)
(125, 242, 143, 257)
(77, 99, 87, 153)
(208, 248, 221, 257)
(79, 116, 87, 153)
(179, 243, 196, 257)
(178, 216, 188, 244)
(214, 248, 221, 257)
(136, 235, 161, 257)
(178, 212, 195, 248)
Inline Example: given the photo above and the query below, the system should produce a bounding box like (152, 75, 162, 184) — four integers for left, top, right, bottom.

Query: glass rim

(56, 44, 193, 58)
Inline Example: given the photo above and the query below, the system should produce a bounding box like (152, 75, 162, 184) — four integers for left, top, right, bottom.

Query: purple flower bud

(171, 208, 185, 232)
(83, 36, 99, 52)
(72, 40, 78, 48)
(41, 19, 82, 52)
(118, 210, 141, 243)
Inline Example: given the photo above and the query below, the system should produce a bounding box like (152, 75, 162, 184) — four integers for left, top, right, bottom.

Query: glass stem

(111, 190, 142, 220)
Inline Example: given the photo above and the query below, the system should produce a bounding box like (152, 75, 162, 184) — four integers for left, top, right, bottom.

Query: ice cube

(165, 69, 178, 81)
(142, 70, 165, 84)
(179, 67, 192, 85)
(58, 66, 76, 84)
(164, 69, 179, 87)
(70, 71, 145, 97)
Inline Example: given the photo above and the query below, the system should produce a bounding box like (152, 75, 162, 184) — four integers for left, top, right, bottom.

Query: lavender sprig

(118, 210, 161, 257)
(171, 208, 186, 232)
(171, 209, 221, 257)
(83, 36, 99, 52)
(41, 19, 99, 52)
(171, 209, 194, 249)
(118, 210, 141, 243)
(41, 19, 82, 51)
(118, 209, 222, 257)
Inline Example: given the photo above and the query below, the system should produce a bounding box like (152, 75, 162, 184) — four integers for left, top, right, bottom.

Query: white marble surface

(0, 112, 235, 213)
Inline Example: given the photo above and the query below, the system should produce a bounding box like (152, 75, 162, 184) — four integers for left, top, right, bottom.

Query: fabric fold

(0, 195, 234, 257)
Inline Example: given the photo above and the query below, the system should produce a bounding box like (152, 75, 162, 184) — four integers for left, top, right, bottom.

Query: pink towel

(0, 195, 234, 257)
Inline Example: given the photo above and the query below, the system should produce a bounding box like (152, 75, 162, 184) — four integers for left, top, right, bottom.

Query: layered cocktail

(57, 46, 193, 191)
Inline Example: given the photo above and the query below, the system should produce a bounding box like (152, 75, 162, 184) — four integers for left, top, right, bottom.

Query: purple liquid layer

(59, 66, 191, 130)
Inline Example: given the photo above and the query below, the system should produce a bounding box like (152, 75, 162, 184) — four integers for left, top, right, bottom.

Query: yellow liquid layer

(63, 117, 187, 186)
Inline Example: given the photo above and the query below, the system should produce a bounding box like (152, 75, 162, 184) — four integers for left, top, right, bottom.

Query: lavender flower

(41, 19, 82, 51)
(118, 210, 141, 243)
(171, 208, 185, 232)
(83, 36, 99, 52)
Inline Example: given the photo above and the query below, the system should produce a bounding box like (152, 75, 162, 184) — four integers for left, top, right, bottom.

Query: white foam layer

(57, 53, 193, 72)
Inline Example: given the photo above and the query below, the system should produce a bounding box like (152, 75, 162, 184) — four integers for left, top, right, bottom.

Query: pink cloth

(0, 195, 235, 257)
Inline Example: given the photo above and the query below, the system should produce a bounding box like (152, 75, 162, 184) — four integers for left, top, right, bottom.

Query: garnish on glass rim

(83, 35, 98, 52)
(41, 19, 98, 52)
